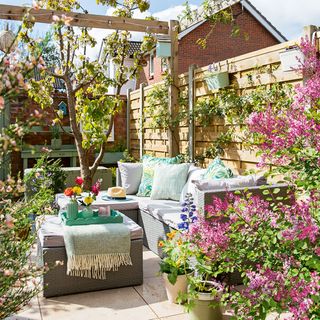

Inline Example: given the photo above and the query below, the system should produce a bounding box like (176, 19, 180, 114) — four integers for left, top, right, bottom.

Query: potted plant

(158, 230, 191, 304)
(50, 124, 62, 150)
(204, 63, 229, 90)
(158, 194, 197, 304)
(98, 141, 126, 165)
(186, 275, 224, 320)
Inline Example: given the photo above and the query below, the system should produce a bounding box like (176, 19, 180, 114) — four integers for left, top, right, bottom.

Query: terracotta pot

(188, 281, 223, 320)
(162, 273, 188, 304)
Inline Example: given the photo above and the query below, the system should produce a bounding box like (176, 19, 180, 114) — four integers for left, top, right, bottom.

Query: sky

(3, 0, 320, 58)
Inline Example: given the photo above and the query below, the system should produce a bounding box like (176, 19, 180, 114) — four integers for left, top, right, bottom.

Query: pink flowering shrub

(248, 39, 320, 190)
(183, 191, 320, 319)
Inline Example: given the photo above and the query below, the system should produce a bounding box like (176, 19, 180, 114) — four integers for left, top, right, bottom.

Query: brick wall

(138, 54, 166, 86)
(137, 3, 281, 87)
(10, 92, 127, 176)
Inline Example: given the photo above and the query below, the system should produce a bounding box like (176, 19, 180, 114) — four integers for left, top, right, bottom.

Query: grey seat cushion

(138, 198, 183, 229)
(38, 215, 143, 248)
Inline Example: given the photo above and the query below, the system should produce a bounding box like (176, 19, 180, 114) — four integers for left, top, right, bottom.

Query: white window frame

(149, 51, 155, 77)
(161, 57, 168, 73)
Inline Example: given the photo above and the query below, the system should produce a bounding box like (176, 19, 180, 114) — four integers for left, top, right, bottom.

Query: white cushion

(118, 162, 143, 195)
(180, 167, 206, 204)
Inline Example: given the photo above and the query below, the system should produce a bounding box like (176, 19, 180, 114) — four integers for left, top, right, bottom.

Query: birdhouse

(58, 101, 68, 116)
(0, 30, 17, 53)
(156, 35, 171, 58)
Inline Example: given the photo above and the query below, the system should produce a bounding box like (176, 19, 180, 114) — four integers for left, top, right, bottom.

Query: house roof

(98, 40, 142, 61)
(178, 0, 287, 42)
(127, 41, 142, 57)
(33, 67, 65, 91)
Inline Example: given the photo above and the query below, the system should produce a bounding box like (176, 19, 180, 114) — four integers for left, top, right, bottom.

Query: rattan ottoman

(37, 215, 143, 298)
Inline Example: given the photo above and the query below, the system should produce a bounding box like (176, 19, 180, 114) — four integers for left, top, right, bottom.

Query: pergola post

(139, 83, 145, 160)
(168, 20, 180, 157)
(126, 88, 132, 152)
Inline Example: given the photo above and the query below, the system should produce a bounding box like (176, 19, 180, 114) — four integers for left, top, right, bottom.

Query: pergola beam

(0, 4, 169, 34)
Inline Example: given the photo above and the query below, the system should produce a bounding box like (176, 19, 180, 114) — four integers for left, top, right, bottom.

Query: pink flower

(75, 176, 84, 186)
(91, 179, 102, 196)
(5, 214, 14, 229)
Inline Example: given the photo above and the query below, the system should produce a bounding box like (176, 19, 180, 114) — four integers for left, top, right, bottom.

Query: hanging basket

(279, 47, 304, 72)
(0, 30, 17, 53)
(204, 71, 229, 90)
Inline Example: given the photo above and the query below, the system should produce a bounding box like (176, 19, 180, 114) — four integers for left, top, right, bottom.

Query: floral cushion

(137, 155, 182, 197)
(203, 157, 234, 180)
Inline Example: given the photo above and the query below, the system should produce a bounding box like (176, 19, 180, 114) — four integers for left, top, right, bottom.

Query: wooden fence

(128, 26, 319, 173)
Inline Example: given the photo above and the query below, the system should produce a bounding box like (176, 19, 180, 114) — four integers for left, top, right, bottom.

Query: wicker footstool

(37, 214, 143, 298)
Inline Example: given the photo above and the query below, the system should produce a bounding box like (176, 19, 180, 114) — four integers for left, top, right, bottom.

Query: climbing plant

(193, 83, 294, 158)
(145, 73, 188, 130)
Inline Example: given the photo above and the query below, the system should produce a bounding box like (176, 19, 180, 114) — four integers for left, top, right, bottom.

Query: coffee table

(37, 213, 143, 297)
(55, 191, 139, 223)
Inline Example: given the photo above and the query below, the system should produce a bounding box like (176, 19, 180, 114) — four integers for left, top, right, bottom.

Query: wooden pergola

(0, 4, 180, 156)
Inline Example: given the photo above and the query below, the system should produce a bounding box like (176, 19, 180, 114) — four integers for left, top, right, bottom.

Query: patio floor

(8, 247, 190, 320)
(8, 247, 288, 320)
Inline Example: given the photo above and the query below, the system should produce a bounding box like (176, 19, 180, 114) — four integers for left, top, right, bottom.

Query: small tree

(29, 0, 156, 189)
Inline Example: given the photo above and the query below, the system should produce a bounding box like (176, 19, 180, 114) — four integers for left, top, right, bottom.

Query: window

(149, 52, 154, 78)
(161, 58, 168, 73)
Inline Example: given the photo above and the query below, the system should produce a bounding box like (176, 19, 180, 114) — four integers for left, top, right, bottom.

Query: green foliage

(180, 0, 245, 49)
(50, 124, 60, 139)
(193, 83, 294, 158)
(205, 131, 233, 158)
(119, 149, 136, 163)
(24, 155, 66, 197)
(28, 0, 157, 186)
(158, 230, 190, 285)
(145, 74, 188, 130)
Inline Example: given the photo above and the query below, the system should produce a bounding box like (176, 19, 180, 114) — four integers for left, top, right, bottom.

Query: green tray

(60, 209, 123, 226)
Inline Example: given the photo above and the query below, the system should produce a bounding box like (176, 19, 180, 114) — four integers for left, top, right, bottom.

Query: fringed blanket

(63, 224, 132, 279)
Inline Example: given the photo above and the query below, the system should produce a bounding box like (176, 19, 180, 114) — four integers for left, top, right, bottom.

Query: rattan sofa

(116, 169, 290, 256)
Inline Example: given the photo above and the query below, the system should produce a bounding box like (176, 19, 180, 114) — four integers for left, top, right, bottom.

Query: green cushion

(203, 158, 234, 180)
(150, 163, 190, 201)
(137, 155, 182, 197)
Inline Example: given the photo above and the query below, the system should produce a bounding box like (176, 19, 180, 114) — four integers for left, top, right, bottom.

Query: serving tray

(60, 209, 123, 226)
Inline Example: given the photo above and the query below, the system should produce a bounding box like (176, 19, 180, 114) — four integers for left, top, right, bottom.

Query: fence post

(139, 83, 145, 160)
(126, 88, 132, 152)
(168, 20, 180, 157)
(188, 64, 197, 162)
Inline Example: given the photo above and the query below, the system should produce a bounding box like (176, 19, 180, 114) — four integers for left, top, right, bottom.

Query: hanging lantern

(0, 30, 17, 53)
(156, 35, 171, 58)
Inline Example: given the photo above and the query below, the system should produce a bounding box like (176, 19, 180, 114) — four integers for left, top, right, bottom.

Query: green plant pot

(66, 202, 78, 220)
(188, 281, 223, 320)
(204, 71, 229, 90)
(188, 295, 223, 320)
(51, 138, 62, 150)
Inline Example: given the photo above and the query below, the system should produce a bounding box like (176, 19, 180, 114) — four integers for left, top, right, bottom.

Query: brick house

(137, 0, 287, 86)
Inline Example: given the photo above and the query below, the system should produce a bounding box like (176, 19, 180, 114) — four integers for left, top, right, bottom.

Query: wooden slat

(0, 4, 169, 34)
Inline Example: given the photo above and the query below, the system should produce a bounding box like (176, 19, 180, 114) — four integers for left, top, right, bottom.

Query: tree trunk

(65, 79, 93, 190)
